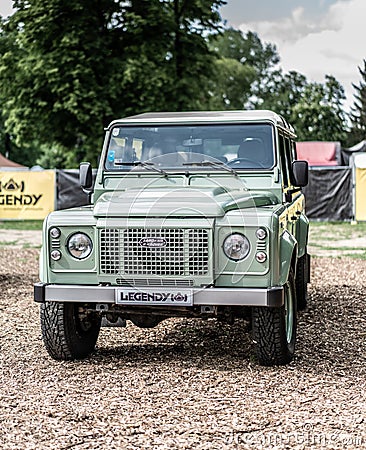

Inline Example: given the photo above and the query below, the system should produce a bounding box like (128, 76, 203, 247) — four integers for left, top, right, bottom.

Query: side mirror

(292, 160, 308, 187)
(79, 162, 93, 190)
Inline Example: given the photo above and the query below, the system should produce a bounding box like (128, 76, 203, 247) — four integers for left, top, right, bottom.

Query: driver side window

(279, 134, 289, 188)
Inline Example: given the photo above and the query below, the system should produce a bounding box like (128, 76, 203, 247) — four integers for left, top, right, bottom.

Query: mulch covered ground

(1, 248, 366, 449)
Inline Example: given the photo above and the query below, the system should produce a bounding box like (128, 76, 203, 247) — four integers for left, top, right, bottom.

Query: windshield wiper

(114, 161, 169, 177)
(183, 160, 238, 177)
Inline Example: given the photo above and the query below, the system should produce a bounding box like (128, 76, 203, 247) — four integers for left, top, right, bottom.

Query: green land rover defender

(34, 110, 310, 366)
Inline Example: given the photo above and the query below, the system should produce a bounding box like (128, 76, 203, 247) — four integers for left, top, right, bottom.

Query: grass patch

(22, 243, 42, 249)
(311, 245, 364, 251)
(346, 253, 366, 260)
(309, 221, 366, 259)
(310, 221, 366, 240)
(0, 241, 19, 246)
(0, 220, 43, 230)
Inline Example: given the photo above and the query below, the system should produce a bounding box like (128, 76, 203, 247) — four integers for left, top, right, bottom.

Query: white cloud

(240, 6, 342, 44)
(238, 0, 366, 110)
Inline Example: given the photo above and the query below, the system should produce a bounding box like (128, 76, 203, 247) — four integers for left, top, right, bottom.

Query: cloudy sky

(221, 0, 365, 110)
(1, 0, 364, 110)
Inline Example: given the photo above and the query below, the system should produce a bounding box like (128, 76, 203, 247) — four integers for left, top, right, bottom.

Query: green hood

(93, 186, 278, 217)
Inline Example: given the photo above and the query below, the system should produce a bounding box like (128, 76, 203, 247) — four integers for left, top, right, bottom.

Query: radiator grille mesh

(100, 228, 209, 276)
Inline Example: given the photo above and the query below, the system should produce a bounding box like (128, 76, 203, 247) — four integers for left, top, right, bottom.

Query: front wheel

(252, 271, 297, 366)
(40, 302, 101, 360)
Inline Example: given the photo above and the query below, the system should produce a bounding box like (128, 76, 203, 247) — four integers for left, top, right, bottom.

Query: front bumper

(34, 283, 284, 307)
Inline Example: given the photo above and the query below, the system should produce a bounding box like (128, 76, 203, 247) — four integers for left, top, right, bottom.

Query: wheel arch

(279, 230, 298, 286)
(296, 213, 309, 258)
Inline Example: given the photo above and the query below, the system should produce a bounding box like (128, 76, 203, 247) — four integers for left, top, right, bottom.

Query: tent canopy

(341, 139, 366, 165)
(296, 141, 340, 166)
(0, 152, 25, 168)
(348, 140, 366, 153)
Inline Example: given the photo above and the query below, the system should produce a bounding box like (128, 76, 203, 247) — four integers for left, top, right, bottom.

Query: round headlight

(223, 233, 250, 261)
(67, 233, 93, 259)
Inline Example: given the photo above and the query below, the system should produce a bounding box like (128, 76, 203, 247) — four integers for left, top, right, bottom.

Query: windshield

(105, 123, 275, 171)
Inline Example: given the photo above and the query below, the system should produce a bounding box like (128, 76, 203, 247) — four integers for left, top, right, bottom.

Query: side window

(284, 137, 294, 186)
(291, 140, 297, 160)
(278, 134, 289, 188)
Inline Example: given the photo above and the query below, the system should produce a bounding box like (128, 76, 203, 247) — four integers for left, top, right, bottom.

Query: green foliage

(255, 70, 308, 119)
(210, 29, 279, 77)
(256, 70, 348, 143)
(207, 57, 256, 109)
(291, 75, 348, 142)
(208, 28, 278, 110)
(0, 0, 224, 167)
(120, 0, 225, 113)
(0, 0, 123, 166)
(209, 28, 348, 144)
(0, 2, 356, 163)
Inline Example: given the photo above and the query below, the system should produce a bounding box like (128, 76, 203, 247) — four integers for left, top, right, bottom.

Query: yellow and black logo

(0, 178, 25, 192)
(0, 178, 42, 205)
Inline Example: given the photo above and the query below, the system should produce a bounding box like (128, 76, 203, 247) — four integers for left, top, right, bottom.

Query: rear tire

(252, 270, 297, 366)
(40, 302, 101, 360)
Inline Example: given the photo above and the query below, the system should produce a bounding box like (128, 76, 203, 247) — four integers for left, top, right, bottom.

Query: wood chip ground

(1, 242, 366, 449)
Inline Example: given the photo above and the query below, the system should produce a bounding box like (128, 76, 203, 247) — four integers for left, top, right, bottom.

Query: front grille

(188, 229, 209, 275)
(100, 229, 120, 274)
(124, 228, 184, 276)
(100, 228, 209, 277)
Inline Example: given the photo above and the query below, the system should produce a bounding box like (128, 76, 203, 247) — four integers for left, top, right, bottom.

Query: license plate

(115, 288, 193, 306)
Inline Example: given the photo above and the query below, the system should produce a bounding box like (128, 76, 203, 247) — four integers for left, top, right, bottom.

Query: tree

(0, 0, 225, 167)
(256, 70, 308, 119)
(0, 18, 18, 163)
(120, 0, 225, 113)
(291, 75, 348, 142)
(208, 28, 278, 109)
(210, 29, 279, 77)
(254, 68, 348, 142)
(0, 0, 126, 166)
(349, 59, 366, 145)
(207, 57, 256, 109)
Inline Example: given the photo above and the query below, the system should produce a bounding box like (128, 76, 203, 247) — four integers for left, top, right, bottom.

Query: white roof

(107, 110, 295, 134)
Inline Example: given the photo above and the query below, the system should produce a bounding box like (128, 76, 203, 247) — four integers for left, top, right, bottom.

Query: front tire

(252, 271, 297, 366)
(40, 302, 101, 360)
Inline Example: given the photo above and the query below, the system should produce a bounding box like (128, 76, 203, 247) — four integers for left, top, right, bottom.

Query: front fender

(279, 230, 297, 285)
(39, 215, 49, 283)
(296, 213, 309, 258)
